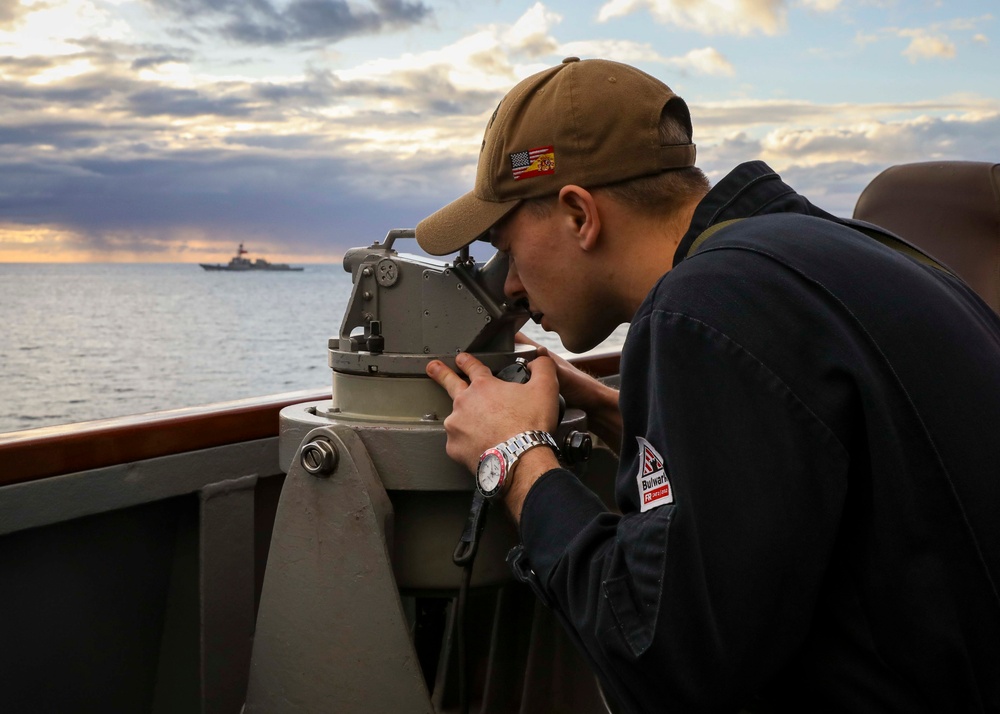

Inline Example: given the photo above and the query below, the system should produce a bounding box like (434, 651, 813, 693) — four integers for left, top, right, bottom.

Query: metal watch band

(497, 430, 559, 463)
(476, 430, 559, 500)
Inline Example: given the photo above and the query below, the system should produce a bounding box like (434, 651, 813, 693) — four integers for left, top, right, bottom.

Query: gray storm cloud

(147, 0, 433, 45)
(0, 44, 488, 256)
(0, 150, 451, 255)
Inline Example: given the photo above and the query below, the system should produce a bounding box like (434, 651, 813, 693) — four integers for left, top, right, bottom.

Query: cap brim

(416, 190, 521, 256)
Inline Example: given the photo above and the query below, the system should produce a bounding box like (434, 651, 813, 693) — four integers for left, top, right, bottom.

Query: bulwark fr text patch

(635, 436, 673, 512)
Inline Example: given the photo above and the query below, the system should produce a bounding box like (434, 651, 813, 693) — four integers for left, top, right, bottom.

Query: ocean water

(0, 262, 627, 434)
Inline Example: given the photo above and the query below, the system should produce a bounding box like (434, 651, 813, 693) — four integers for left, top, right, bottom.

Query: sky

(0, 0, 996, 263)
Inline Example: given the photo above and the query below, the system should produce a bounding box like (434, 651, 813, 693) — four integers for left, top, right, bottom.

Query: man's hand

(515, 335, 623, 452)
(426, 352, 561, 473)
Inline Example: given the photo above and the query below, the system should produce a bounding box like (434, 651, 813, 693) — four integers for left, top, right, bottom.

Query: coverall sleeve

(518, 307, 850, 712)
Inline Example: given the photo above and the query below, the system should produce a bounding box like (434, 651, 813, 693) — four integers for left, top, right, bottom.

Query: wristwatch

(477, 430, 559, 499)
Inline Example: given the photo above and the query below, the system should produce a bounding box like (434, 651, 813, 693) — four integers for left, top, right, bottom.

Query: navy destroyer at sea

(200, 243, 303, 271)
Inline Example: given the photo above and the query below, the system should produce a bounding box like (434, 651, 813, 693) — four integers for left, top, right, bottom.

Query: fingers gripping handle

(496, 358, 566, 422)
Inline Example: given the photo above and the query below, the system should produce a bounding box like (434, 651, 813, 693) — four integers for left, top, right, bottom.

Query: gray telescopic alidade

(245, 229, 598, 714)
(334, 228, 535, 374)
(322, 229, 537, 424)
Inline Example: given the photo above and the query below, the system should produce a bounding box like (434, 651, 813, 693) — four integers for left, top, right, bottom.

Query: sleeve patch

(636, 436, 673, 512)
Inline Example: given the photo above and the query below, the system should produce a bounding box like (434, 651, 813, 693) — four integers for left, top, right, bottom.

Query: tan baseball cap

(415, 57, 696, 256)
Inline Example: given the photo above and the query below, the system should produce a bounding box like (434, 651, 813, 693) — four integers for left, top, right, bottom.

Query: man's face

(489, 200, 615, 353)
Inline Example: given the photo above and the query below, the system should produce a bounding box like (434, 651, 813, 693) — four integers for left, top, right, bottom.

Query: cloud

(687, 96, 1000, 215)
(147, 0, 433, 46)
(597, 0, 788, 37)
(0, 0, 133, 56)
(777, 160, 884, 217)
(693, 109, 1000, 216)
(503, 2, 562, 57)
(798, 0, 840, 11)
(691, 95, 1000, 133)
(555, 40, 734, 76)
(0, 121, 108, 151)
(759, 112, 1000, 169)
(854, 30, 879, 48)
(0, 55, 59, 78)
(940, 14, 994, 33)
(0, 150, 452, 258)
(899, 29, 956, 62)
(131, 53, 194, 71)
(0, 26, 506, 257)
(0, 0, 26, 26)
(668, 47, 735, 76)
(127, 86, 257, 118)
(862, 15, 993, 62)
(693, 98, 842, 132)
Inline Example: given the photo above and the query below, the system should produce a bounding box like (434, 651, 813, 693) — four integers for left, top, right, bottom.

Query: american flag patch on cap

(510, 146, 555, 181)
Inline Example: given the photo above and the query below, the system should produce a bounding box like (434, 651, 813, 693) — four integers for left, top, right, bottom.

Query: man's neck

(617, 197, 701, 316)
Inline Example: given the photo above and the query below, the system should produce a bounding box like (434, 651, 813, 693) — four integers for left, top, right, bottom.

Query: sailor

(417, 57, 1000, 711)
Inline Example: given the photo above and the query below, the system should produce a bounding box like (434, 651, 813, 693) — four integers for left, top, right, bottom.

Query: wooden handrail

(0, 389, 330, 487)
(0, 352, 621, 487)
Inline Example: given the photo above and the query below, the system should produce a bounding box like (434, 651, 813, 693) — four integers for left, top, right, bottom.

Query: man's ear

(557, 185, 601, 250)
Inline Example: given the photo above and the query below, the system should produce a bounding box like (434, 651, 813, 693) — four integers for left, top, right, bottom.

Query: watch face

(477, 450, 506, 498)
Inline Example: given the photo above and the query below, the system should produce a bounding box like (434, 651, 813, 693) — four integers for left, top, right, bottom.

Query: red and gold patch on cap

(510, 146, 555, 181)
